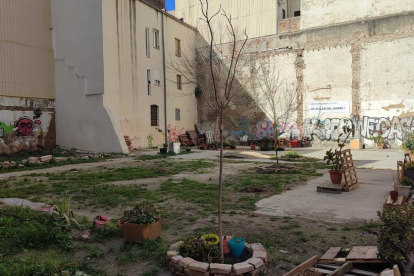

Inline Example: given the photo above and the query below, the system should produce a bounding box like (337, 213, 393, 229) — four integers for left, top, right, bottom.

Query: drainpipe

(276, 0, 279, 34)
(161, 10, 168, 145)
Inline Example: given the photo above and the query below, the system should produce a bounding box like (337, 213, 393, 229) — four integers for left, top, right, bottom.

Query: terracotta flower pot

(329, 170, 342, 184)
(251, 145, 256, 150)
(94, 216, 109, 229)
(222, 236, 232, 254)
(121, 220, 162, 242)
(390, 190, 399, 201)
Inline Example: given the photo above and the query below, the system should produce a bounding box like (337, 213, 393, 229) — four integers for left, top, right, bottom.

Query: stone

(169, 241, 184, 251)
(178, 257, 195, 269)
(245, 264, 266, 276)
(39, 155, 52, 162)
(189, 261, 209, 272)
(28, 157, 38, 163)
(81, 156, 89, 160)
(215, 273, 236, 276)
(22, 159, 28, 164)
(250, 243, 266, 252)
(10, 161, 16, 166)
(233, 262, 254, 275)
(172, 255, 184, 264)
(252, 251, 268, 263)
(55, 157, 68, 163)
(175, 272, 186, 276)
(68, 156, 76, 161)
(18, 164, 25, 168)
(210, 263, 233, 274)
(246, 258, 264, 269)
(184, 269, 209, 276)
(2, 162, 10, 168)
(170, 261, 184, 273)
(167, 251, 178, 259)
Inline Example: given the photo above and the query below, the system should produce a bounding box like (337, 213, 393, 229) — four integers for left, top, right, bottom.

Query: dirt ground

(0, 150, 387, 275)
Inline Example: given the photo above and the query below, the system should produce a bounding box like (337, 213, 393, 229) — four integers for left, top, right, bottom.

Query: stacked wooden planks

(339, 149, 359, 192)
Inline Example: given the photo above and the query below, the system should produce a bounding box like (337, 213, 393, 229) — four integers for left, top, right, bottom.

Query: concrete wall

(0, 96, 55, 154)
(102, 0, 198, 149)
(0, 0, 55, 99)
(301, 0, 414, 30)
(175, 0, 277, 42)
(52, 0, 128, 153)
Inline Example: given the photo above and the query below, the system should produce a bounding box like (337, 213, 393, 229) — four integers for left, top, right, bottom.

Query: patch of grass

(136, 151, 194, 161)
(0, 207, 73, 256)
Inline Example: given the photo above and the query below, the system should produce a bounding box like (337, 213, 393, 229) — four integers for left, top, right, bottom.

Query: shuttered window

(151, 105, 158, 126)
(177, 75, 182, 90)
(145, 28, 150, 57)
(175, 38, 181, 57)
(175, 108, 181, 121)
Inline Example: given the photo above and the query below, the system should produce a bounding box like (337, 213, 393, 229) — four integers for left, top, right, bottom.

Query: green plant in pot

(405, 162, 414, 182)
(370, 130, 386, 149)
(119, 201, 161, 242)
(324, 149, 343, 184)
(394, 176, 412, 198)
(402, 132, 414, 159)
(51, 196, 79, 230)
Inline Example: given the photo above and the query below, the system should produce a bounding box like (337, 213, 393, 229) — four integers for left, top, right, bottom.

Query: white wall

(52, 0, 127, 153)
(301, 0, 414, 29)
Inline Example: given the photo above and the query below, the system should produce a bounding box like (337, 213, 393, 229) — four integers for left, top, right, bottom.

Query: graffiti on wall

(0, 117, 41, 138)
(255, 120, 302, 139)
(304, 116, 414, 141)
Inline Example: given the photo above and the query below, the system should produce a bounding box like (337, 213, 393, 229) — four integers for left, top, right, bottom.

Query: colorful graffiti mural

(15, 117, 41, 136)
(256, 121, 275, 139)
(304, 116, 414, 141)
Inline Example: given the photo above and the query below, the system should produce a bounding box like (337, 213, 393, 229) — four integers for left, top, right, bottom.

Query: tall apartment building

(0, 0, 56, 154)
(175, 0, 414, 147)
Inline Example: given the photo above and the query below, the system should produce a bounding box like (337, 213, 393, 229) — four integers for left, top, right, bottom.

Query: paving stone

(250, 243, 266, 252)
(252, 251, 268, 263)
(184, 268, 209, 276)
(39, 155, 52, 162)
(233, 262, 254, 275)
(167, 251, 178, 259)
(189, 261, 209, 272)
(172, 255, 184, 264)
(246, 258, 264, 269)
(178, 257, 196, 269)
(169, 241, 184, 251)
(210, 263, 233, 274)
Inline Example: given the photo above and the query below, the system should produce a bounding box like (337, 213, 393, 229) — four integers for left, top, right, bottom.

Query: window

(151, 105, 159, 126)
(154, 70, 161, 86)
(153, 29, 159, 49)
(282, 9, 286, 19)
(147, 69, 151, 95)
(145, 28, 150, 57)
(175, 108, 181, 121)
(176, 75, 182, 90)
(294, 11, 301, 17)
(175, 38, 181, 57)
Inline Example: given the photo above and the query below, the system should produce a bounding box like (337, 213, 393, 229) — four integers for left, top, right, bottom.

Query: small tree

(378, 206, 414, 276)
(252, 56, 297, 162)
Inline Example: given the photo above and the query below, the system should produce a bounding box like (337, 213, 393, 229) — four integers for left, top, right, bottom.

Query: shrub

(179, 236, 221, 263)
(377, 206, 414, 275)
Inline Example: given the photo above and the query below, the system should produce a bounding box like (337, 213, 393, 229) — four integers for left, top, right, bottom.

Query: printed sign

(308, 101, 350, 114)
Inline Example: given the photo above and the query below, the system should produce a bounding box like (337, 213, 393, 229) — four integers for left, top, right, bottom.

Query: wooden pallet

(317, 183, 345, 194)
(319, 246, 380, 264)
(283, 253, 397, 276)
(383, 196, 405, 210)
(339, 149, 359, 192)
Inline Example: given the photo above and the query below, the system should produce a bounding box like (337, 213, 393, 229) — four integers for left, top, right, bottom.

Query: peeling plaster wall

(0, 96, 55, 154)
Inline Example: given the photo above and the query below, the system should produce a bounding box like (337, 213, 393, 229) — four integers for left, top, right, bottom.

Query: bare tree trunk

(404, 252, 414, 276)
(218, 108, 224, 261)
(274, 124, 279, 164)
(214, 111, 221, 143)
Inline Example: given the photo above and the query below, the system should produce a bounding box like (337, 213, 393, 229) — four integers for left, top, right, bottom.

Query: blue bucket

(228, 237, 245, 259)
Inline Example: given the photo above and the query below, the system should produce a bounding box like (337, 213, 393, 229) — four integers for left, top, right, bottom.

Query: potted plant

(370, 130, 386, 149)
(405, 162, 414, 182)
(160, 144, 168, 154)
(228, 237, 245, 259)
(324, 149, 342, 184)
(222, 236, 232, 254)
(51, 196, 79, 229)
(94, 215, 109, 229)
(394, 177, 412, 198)
(119, 202, 161, 242)
(250, 144, 256, 150)
(201, 234, 220, 245)
(403, 132, 414, 159)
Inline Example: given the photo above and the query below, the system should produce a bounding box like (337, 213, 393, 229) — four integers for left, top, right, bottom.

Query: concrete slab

(255, 169, 394, 223)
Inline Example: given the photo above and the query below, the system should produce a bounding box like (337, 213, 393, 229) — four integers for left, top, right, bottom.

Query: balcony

(278, 16, 301, 34)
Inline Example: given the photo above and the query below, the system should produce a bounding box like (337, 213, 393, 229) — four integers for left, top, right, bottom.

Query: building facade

(52, 0, 198, 153)
(0, 0, 56, 154)
(176, 0, 414, 148)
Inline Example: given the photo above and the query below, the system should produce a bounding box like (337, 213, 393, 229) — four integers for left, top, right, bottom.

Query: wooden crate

(319, 246, 380, 264)
(339, 149, 359, 192)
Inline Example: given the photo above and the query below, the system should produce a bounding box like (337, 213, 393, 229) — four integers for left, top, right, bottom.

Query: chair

(240, 135, 248, 146)
(205, 131, 214, 144)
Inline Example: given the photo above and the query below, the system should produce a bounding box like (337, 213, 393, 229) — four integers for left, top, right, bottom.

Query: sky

(166, 0, 175, 11)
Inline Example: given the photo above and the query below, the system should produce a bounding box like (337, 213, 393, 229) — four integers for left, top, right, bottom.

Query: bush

(179, 236, 221, 263)
(0, 207, 73, 256)
(377, 206, 414, 275)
